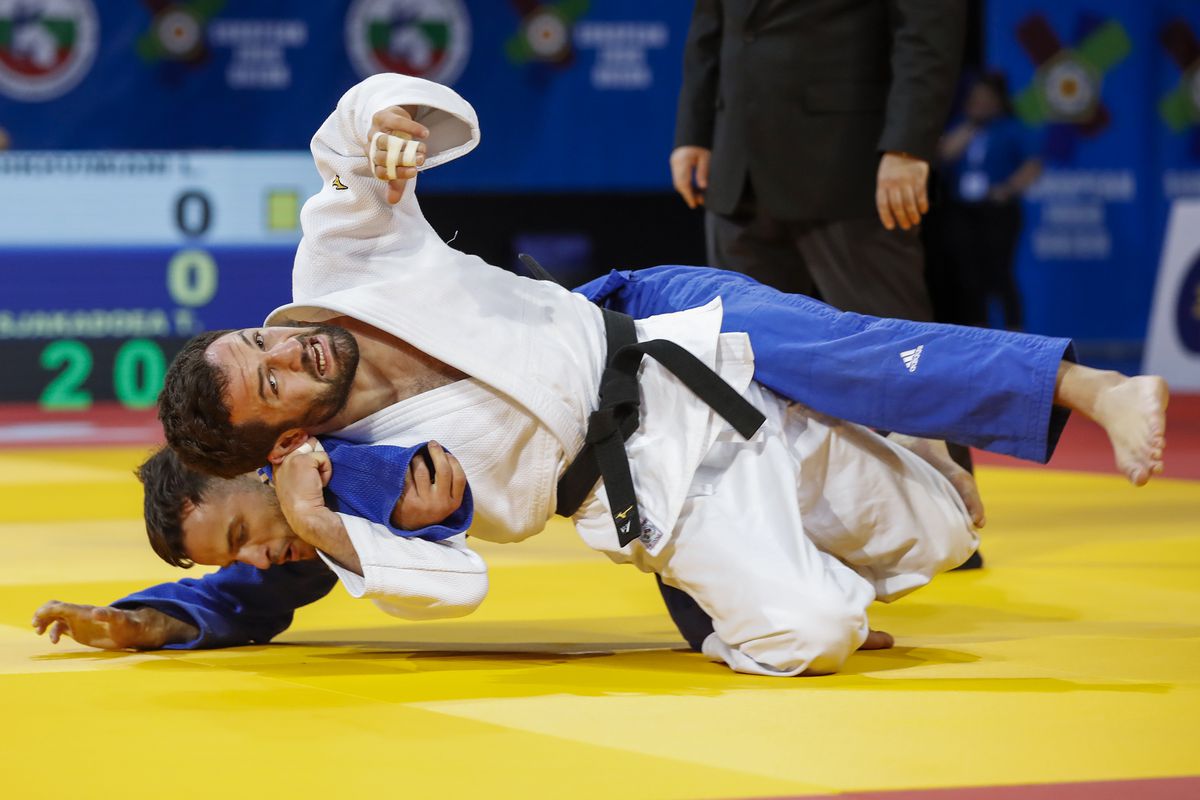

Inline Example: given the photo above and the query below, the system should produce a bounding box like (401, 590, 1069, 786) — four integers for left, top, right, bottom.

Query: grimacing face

(180, 477, 317, 569)
(204, 324, 359, 432)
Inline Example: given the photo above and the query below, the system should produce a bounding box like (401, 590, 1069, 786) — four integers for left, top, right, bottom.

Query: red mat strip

(747, 775, 1200, 800)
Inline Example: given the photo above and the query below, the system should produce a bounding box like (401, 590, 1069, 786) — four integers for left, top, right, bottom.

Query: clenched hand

(392, 442, 467, 530)
(368, 105, 430, 205)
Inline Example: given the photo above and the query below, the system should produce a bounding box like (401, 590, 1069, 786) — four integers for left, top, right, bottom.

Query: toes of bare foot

(859, 630, 895, 650)
(1099, 375, 1169, 487)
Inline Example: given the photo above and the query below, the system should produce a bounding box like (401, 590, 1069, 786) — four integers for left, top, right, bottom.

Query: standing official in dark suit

(670, 0, 966, 320)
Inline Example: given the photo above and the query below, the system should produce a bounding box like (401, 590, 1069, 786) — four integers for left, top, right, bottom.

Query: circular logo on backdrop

(1175, 253, 1200, 355)
(1040, 55, 1099, 122)
(345, 0, 470, 85)
(0, 0, 98, 101)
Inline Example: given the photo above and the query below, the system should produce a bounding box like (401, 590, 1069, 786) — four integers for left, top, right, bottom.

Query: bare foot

(1093, 375, 1168, 486)
(859, 629, 894, 650)
(889, 433, 985, 527)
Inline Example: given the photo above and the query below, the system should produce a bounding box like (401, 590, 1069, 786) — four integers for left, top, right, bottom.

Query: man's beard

(297, 324, 360, 427)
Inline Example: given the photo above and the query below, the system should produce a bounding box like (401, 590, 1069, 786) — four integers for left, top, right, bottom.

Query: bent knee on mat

(737, 605, 868, 676)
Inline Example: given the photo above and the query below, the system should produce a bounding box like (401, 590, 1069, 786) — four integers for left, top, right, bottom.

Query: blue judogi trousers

(116, 265, 1076, 649)
(575, 265, 1074, 464)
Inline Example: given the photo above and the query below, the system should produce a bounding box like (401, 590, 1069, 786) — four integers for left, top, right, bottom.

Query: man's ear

(268, 428, 309, 464)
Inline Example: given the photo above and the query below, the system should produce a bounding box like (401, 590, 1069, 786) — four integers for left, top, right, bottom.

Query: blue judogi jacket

(116, 265, 1073, 648)
(113, 438, 472, 648)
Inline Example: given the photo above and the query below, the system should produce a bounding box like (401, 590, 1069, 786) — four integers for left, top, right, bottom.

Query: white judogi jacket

(267, 75, 754, 585)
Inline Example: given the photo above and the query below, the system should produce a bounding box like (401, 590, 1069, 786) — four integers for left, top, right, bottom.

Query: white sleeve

(293, 73, 481, 302)
(316, 515, 488, 621)
(323, 72, 480, 171)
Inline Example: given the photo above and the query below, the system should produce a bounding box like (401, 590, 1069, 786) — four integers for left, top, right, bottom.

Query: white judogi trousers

(649, 382, 978, 677)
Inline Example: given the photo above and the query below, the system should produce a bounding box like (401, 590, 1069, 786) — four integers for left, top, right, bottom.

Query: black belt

(519, 255, 766, 548)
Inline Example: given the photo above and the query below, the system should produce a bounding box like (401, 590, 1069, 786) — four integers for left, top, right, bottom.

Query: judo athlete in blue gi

(34, 439, 480, 650)
(32, 265, 1165, 655)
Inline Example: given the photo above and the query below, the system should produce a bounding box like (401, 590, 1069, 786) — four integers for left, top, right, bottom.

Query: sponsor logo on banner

(1146, 201, 1200, 388)
(1011, 13, 1130, 149)
(505, 0, 588, 67)
(1158, 18, 1200, 138)
(1008, 13, 1134, 262)
(136, 0, 222, 65)
(575, 20, 667, 90)
(345, 0, 470, 85)
(1159, 18, 1200, 213)
(209, 18, 307, 89)
(137, 2, 306, 91)
(1176, 254, 1200, 354)
(0, 0, 98, 101)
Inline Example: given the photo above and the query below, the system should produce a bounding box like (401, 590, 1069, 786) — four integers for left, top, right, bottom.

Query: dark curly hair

(157, 329, 288, 479)
(136, 447, 216, 568)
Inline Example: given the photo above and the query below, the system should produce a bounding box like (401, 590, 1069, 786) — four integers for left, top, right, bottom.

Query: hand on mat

(31, 601, 196, 650)
(876, 151, 930, 231)
(670, 145, 711, 209)
(368, 104, 429, 205)
(392, 441, 467, 530)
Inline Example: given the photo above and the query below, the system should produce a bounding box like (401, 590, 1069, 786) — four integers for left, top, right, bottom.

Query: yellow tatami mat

(0, 446, 1197, 799)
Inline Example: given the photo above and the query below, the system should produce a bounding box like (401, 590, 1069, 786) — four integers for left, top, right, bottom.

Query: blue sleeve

(322, 438, 474, 542)
(110, 561, 337, 650)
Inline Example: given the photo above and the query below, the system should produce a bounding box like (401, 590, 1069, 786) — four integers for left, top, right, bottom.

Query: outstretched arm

(33, 560, 337, 651)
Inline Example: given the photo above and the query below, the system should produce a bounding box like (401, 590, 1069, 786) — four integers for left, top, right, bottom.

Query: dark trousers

(930, 201, 1024, 330)
(704, 207, 933, 321)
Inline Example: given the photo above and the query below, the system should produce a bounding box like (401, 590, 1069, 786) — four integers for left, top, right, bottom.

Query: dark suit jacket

(675, 0, 965, 220)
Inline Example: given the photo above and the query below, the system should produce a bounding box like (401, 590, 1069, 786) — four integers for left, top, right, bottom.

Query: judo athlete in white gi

(147, 75, 1167, 677)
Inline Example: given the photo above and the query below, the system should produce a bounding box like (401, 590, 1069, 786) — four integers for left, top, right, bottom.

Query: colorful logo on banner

(345, 0, 470, 85)
(136, 0, 223, 65)
(136, 0, 225, 65)
(1011, 13, 1131, 157)
(1178, 253, 1200, 353)
(505, 0, 588, 67)
(0, 0, 98, 101)
(1159, 18, 1200, 154)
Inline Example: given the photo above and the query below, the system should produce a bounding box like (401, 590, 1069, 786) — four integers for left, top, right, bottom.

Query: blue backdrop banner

(986, 0, 1200, 360)
(0, 0, 690, 191)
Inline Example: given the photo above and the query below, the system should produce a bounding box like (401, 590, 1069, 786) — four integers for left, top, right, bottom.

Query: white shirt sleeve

(293, 73, 482, 302)
(316, 515, 488, 621)
(330, 72, 480, 171)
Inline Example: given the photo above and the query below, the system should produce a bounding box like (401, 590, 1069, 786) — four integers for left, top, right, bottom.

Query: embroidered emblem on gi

(618, 519, 632, 537)
(900, 345, 924, 373)
(332, 175, 348, 190)
(615, 504, 634, 520)
(639, 520, 663, 549)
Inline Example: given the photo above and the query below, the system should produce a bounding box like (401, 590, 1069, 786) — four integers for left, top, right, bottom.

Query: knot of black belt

(556, 308, 766, 546)
(519, 254, 766, 548)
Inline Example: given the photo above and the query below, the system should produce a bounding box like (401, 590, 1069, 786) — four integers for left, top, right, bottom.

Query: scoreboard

(0, 152, 319, 408)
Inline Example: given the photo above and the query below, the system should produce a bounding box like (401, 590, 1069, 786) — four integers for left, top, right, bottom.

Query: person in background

(669, 3, 981, 571)
(934, 72, 1044, 331)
